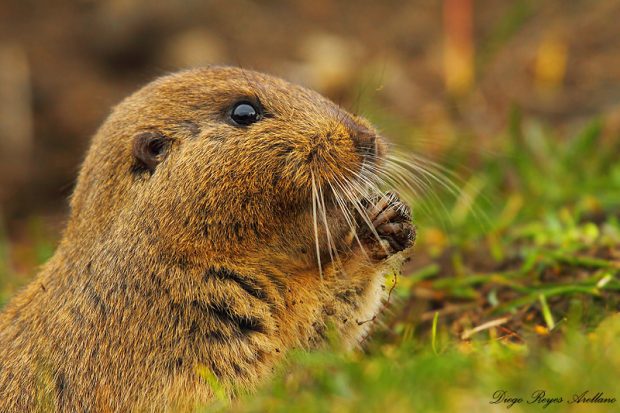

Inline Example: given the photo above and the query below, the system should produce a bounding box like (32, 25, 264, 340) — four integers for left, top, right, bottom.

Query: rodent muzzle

(350, 124, 380, 161)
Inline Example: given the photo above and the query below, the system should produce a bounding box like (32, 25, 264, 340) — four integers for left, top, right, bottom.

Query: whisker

(317, 180, 342, 273)
(330, 178, 372, 262)
(387, 155, 462, 200)
(384, 150, 489, 228)
(336, 174, 389, 256)
(311, 172, 323, 280)
(378, 161, 452, 221)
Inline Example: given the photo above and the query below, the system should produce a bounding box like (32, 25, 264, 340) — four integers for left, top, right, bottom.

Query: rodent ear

(132, 131, 172, 174)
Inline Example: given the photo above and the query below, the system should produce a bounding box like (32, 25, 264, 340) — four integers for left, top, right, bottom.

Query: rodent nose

(351, 126, 377, 158)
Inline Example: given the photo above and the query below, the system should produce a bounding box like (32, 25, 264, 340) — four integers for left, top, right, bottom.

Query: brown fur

(0, 66, 414, 412)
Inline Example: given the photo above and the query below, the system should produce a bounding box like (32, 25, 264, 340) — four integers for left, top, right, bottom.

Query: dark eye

(230, 101, 261, 126)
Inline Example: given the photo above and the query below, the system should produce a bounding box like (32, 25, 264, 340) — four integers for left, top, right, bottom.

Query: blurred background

(1, 0, 619, 293)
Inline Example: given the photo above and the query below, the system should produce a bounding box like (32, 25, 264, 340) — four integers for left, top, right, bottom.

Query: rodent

(0, 66, 415, 412)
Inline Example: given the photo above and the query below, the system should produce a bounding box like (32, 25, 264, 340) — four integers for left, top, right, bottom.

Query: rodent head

(68, 66, 387, 264)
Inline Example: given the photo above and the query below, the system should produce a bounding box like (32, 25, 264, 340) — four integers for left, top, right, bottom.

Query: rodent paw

(358, 192, 415, 260)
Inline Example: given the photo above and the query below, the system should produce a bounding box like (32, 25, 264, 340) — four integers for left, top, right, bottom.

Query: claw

(357, 192, 415, 260)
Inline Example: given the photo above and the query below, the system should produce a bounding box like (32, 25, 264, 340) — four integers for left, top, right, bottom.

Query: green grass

(222, 314, 620, 413)
(1, 108, 619, 412)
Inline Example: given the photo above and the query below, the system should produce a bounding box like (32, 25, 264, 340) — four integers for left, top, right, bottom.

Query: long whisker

(330, 178, 372, 262)
(349, 149, 461, 230)
(375, 161, 451, 221)
(404, 152, 493, 214)
(336, 173, 389, 256)
(311, 172, 323, 280)
(325, 177, 356, 240)
(317, 180, 341, 272)
(384, 150, 489, 227)
(395, 153, 491, 226)
(318, 151, 378, 267)
(387, 154, 462, 199)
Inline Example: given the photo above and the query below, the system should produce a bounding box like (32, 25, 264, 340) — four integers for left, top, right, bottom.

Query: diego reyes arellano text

(490, 390, 616, 409)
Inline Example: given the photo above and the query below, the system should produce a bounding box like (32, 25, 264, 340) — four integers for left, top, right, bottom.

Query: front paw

(358, 192, 416, 260)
